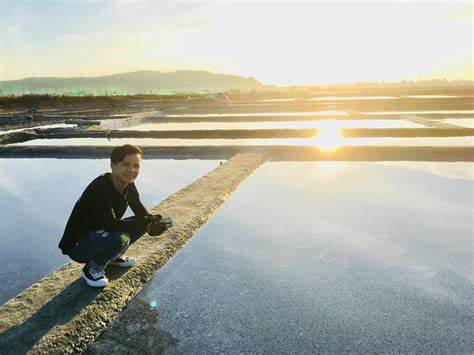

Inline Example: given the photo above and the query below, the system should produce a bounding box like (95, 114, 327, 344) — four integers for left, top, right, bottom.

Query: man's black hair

(110, 144, 142, 164)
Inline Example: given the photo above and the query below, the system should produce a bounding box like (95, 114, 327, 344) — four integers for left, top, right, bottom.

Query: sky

(0, 0, 472, 86)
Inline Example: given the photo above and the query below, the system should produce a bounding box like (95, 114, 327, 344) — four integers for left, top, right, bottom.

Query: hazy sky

(0, 0, 472, 85)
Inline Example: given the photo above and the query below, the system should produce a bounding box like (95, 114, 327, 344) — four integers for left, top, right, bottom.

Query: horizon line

(1, 69, 473, 88)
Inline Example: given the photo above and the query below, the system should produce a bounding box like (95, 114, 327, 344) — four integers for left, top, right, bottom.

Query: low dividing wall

(0, 153, 266, 354)
(30, 127, 474, 139)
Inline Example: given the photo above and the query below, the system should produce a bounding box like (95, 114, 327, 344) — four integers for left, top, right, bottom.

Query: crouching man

(58, 144, 165, 287)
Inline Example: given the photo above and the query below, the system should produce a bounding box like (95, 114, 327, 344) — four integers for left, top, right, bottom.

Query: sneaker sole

(81, 271, 109, 287)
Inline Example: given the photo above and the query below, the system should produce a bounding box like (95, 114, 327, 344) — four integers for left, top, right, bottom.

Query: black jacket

(58, 173, 150, 254)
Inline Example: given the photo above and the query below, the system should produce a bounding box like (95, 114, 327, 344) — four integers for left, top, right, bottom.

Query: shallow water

(0, 158, 219, 304)
(123, 119, 424, 131)
(12, 136, 474, 147)
(138, 162, 474, 353)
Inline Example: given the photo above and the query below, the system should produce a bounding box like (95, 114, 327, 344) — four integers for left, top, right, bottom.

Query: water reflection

(313, 124, 343, 151)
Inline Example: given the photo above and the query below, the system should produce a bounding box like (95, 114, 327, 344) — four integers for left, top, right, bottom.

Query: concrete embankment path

(0, 153, 265, 354)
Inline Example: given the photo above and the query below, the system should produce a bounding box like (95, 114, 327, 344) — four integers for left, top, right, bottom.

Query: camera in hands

(146, 215, 175, 236)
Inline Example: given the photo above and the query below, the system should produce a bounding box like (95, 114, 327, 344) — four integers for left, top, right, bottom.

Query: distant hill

(0, 70, 269, 95)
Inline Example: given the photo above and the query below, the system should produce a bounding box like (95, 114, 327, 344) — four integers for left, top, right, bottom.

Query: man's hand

(147, 221, 167, 236)
(144, 214, 161, 234)
(144, 214, 168, 236)
(145, 214, 163, 222)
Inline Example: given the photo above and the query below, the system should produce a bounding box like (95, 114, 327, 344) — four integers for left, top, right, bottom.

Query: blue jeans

(68, 228, 145, 267)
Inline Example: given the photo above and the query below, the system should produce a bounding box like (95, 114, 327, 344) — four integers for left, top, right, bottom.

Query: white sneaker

(108, 254, 137, 267)
(82, 265, 109, 287)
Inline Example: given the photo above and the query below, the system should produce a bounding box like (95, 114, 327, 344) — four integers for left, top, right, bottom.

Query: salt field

(1, 92, 473, 353)
(135, 162, 474, 353)
(0, 158, 219, 304)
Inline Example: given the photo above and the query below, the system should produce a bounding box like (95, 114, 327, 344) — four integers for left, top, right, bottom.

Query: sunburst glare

(314, 122, 344, 151)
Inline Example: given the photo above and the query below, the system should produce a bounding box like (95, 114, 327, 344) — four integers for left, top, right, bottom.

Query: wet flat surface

(12, 136, 474, 147)
(123, 119, 425, 131)
(136, 162, 473, 353)
(0, 158, 219, 304)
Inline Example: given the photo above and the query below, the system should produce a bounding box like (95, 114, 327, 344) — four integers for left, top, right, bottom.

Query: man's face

(111, 153, 141, 184)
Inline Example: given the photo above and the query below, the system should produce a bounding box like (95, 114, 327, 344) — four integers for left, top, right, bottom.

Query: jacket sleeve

(127, 182, 151, 217)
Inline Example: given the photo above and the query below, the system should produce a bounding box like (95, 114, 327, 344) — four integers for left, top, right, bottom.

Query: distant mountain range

(0, 70, 270, 95)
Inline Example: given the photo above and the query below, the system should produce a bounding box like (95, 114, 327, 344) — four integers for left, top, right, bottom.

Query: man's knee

(110, 232, 130, 251)
(118, 232, 131, 247)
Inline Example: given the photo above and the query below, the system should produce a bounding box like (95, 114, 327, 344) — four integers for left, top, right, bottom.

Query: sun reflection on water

(313, 122, 344, 151)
